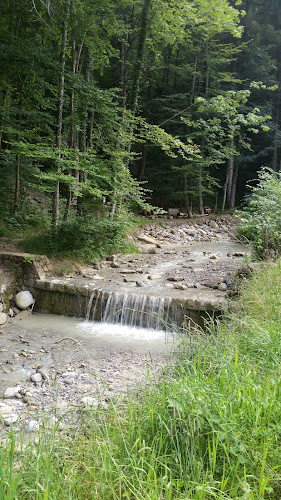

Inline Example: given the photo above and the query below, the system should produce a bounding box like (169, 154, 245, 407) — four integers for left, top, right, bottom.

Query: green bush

(237, 168, 281, 256)
(21, 215, 137, 260)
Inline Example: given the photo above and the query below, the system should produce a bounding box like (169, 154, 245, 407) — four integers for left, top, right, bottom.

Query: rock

(147, 275, 162, 280)
(8, 308, 14, 317)
(0, 313, 8, 325)
(233, 252, 245, 257)
(137, 234, 161, 247)
(235, 264, 253, 277)
(218, 283, 227, 291)
(25, 420, 39, 433)
(148, 247, 158, 254)
(210, 220, 219, 229)
(61, 372, 78, 378)
(0, 303, 4, 313)
(106, 255, 117, 262)
(30, 373, 43, 384)
(136, 281, 144, 287)
(0, 404, 14, 416)
(110, 262, 120, 268)
(209, 255, 217, 260)
(81, 396, 98, 408)
(4, 414, 18, 426)
(12, 306, 21, 315)
(15, 291, 34, 310)
(36, 368, 49, 380)
(4, 386, 20, 399)
(167, 276, 184, 282)
(173, 284, 188, 290)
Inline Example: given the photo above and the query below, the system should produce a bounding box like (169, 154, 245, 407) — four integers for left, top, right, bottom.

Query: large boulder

(15, 291, 34, 310)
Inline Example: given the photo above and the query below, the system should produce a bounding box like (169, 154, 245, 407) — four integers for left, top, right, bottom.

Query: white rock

(36, 368, 49, 380)
(61, 372, 78, 378)
(4, 387, 20, 399)
(210, 220, 219, 229)
(0, 405, 14, 416)
(0, 284, 6, 294)
(4, 414, 18, 426)
(15, 291, 34, 310)
(30, 373, 43, 384)
(0, 313, 8, 325)
(82, 397, 98, 408)
(25, 420, 39, 433)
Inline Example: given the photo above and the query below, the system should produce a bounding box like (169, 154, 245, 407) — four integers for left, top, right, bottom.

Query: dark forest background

(1, 0, 280, 228)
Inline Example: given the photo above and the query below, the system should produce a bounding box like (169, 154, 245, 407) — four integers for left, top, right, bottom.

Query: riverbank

(1, 257, 281, 498)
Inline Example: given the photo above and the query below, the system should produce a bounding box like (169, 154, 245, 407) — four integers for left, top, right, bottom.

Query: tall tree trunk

(198, 165, 204, 215)
(205, 41, 210, 96)
(190, 37, 202, 105)
(226, 138, 235, 208)
(14, 154, 20, 215)
(137, 144, 147, 181)
(129, 0, 151, 113)
(229, 164, 238, 209)
(120, 40, 128, 110)
(272, 64, 281, 170)
(222, 170, 229, 214)
(183, 171, 192, 218)
(52, 0, 71, 226)
(0, 90, 10, 149)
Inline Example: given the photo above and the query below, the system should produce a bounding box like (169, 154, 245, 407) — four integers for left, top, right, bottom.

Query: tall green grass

(1, 260, 281, 498)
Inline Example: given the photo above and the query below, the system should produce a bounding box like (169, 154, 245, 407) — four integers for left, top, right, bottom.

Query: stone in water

(15, 291, 34, 310)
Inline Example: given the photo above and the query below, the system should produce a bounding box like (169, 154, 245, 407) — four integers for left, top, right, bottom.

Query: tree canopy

(0, 0, 279, 226)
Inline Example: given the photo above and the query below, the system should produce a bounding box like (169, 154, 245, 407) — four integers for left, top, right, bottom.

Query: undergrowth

(1, 260, 281, 498)
(20, 214, 138, 261)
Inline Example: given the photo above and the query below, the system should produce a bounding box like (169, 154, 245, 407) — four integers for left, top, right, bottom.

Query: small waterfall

(85, 289, 175, 330)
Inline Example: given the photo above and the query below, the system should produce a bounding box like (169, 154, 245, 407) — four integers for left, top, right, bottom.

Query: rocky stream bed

(0, 216, 252, 439)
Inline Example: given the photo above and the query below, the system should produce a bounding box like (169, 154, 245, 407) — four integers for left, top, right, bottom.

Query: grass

(1, 260, 281, 498)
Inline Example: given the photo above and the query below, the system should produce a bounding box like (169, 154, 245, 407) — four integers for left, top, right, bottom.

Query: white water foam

(79, 321, 174, 342)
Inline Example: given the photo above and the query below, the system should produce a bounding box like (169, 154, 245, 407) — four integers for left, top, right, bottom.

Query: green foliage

(238, 168, 281, 256)
(21, 214, 137, 260)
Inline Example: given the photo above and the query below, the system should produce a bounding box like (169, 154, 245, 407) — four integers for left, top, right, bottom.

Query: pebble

(81, 396, 98, 408)
(4, 414, 18, 426)
(167, 276, 184, 282)
(25, 420, 39, 433)
(30, 373, 43, 384)
(61, 372, 78, 378)
(0, 313, 8, 325)
(4, 387, 20, 399)
(148, 275, 162, 280)
(218, 283, 227, 291)
(173, 284, 188, 290)
(36, 368, 49, 380)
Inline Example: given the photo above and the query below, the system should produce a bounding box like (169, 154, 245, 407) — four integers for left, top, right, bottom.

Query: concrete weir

(34, 278, 227, 330)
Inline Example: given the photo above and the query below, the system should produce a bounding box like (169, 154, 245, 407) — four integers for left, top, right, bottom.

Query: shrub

(21, 214, 137, 260)
(237, 168, 281, 256)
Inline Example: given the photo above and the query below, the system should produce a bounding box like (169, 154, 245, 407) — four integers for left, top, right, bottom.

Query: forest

(0, 0, 280, 235)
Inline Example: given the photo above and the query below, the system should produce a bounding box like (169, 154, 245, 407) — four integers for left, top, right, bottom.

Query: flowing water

(0, 312, 178, 393)
(86, 289, 175, 330)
